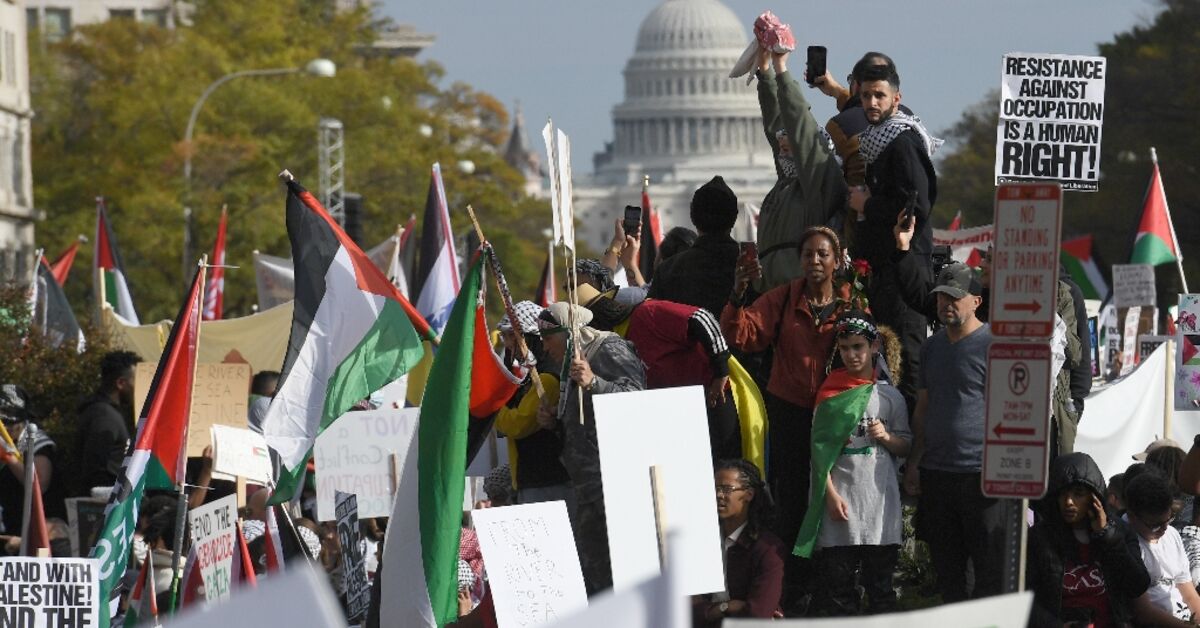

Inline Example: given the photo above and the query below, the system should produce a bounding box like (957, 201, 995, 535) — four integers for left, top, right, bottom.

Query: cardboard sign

(726, 592, 1033, 628)
(170, 565, 347, 628)
(995, 53, 1106, 191)
(335, 492, 370, 621)
(1112, 264, 1157, 308)
(64, 498, 108, 558)
(212, 425, 272, 485)
(473, 501, 589, 628)
(0, 557, 101, 627)
(593, 386, 724, 596)
(134, 362, 251, 456)
(188, 494, 239, 602)
(1122, 306, 1142, 376)
(983, 342, 1053, 498)
(989, 183, 1063, 338)
(1139, 335, 1170, 363)
(313, 408, 420, 522)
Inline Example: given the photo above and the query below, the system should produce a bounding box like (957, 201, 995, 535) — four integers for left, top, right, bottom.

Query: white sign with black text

(989, 183, 1063, 339)
(313, 408, 419, 521)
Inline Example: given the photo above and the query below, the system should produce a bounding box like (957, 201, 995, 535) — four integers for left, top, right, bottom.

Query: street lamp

(181, 58, 337, 284)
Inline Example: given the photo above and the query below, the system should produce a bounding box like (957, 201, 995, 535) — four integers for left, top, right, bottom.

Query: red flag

(234, 519, 259, 589)
(49, 240, 80, 286)
(203, 208, 228, 320)
(263, 504, 284, 573)
(639, 180, 662, 281)
(23, 470, 50, 556)
(468, 304, 523, 417)
(947, 210, 962, 231)
(1131, 152, 1182, 266)
(534, 248, 556, 308)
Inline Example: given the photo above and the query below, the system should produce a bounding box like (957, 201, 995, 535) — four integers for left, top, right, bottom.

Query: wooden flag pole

(465, 206, 546, 399)
(1150, 147, 1189, 293)
(650, 465, 668, 570)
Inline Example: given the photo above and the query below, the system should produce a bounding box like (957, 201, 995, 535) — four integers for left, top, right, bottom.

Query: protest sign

(64, 498, 107, 558)
(1121, 306, 1142, 375)
(335, 492, 370, 621)
(1177, 294, 1200, 410)
(134, 362, 251, 456)
(314, 407, 420, 521)
(473, 501, 589, 627)
(1140, 335, 1170, 362)
(212, 424, 272, 485)
(593, 386, 724, 596)
(726, 592, 1032, 627)
(0, 557, 100, 627)
(995, 53, 1106, 191)
(170, 564, 347, 628)
(188, 494, 238, 602)
(1112, 263, 1156, 308)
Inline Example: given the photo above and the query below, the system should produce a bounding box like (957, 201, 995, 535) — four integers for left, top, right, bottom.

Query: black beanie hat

(690, 175, 738, 234)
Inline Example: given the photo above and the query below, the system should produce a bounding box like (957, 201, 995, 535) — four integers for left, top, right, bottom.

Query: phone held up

(623, 205, 642, 236)
(806, 46, 827, 85)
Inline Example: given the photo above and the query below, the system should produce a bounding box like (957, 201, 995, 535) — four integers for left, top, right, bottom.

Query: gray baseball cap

(930, 262, 983, 300)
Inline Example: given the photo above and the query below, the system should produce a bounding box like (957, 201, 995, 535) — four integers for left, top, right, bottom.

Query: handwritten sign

(1112, 264, 1157, 308)
(135, 363, 251, 456)
(473, 501, 588, 627)
(212, 425, 272, 485)
(0, 557, 100, 627)
(313, 408, 419, 522)
(995, 52, 1106, 191)
(188, 494, 238, 603)
(335, 492, 370, 621)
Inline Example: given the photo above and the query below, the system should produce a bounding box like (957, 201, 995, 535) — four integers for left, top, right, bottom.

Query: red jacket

(626, 300, 728, 390)
(692, 527, 786, 625)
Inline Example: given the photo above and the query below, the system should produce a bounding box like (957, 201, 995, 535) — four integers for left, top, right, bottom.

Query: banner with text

(188, 494, 238, 603)
(995, 53, 1106, 191)
(0, 557, 100, 628)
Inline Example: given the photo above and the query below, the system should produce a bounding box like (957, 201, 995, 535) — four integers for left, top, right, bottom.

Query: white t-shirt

(1128, 518, 1192, 619)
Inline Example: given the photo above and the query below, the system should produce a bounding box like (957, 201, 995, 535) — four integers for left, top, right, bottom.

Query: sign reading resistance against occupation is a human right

(995, 53, 1106, 192)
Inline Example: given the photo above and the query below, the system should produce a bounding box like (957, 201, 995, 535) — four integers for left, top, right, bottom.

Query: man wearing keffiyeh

(846, 63, 941, 413)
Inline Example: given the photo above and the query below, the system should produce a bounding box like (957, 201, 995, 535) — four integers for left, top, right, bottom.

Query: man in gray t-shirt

(902, 262, 1005, 603)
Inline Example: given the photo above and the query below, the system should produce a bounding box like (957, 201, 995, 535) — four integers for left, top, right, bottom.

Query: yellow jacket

(494, 372, 561, 490)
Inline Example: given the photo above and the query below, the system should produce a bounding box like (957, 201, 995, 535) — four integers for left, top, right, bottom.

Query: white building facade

(0, 0, 32, 281)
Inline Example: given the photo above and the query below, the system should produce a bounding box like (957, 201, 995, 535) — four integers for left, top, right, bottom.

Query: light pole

(181, 58, 336, 284)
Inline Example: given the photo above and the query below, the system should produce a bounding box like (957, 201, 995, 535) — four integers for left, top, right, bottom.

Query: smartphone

(903, 189, 919, 227)
(806, 46, 827, 85)
(623, 205, 642, 236)
(738, 241, 758, 264)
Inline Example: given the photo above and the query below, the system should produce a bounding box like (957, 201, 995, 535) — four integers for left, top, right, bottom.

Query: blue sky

(383, 0, 1158, 171)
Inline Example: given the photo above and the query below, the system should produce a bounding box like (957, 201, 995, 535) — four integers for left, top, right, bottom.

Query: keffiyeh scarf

(858, 111, 944, 166)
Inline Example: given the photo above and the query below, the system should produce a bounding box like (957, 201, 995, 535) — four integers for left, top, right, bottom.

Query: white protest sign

(188, 494, 239, 602)
(1122, 306, 1142, 375)
(541, 121, 576, 251)
(1112, 263, 1157, 308)
(313, 407, 419, 522)
(726, 592, 1032, 627)
(995, 53, 1106, 191)
(983, 342, 1053, 499)
(0, 557, 101, 627)
(989, 183, 1062, 338)
(170, 564, 347, 628)
(334, 492, 370, 621)
(473, 501, 589, 628)
(593, 386, 724, 595)
(212, 424, 271, 485)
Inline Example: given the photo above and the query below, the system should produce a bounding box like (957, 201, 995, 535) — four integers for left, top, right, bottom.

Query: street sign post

(990, 183, 1063, 338)
(984, 342, 1053, 499)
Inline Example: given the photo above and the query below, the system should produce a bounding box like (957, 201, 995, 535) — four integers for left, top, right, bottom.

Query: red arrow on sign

(993, 423, 1037, 438)
(1002, 301, 1042, 314)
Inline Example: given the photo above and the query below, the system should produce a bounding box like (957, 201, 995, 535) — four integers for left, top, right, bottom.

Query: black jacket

(1026, 453, 1149, 627)
(649, 233, 740, 317)
(75, 394, 131, 493)
(859, 129, 938, 266)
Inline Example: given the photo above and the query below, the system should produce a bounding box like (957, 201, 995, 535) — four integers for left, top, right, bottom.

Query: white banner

(0, 557, 101, 627)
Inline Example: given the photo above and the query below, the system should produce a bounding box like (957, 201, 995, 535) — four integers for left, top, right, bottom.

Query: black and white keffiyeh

(858, 112, 944, 166)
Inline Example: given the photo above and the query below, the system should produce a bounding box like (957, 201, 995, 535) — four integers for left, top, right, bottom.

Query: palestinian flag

(947, 210, 963, 231)
(94, 197, 139, 324)
(793, 369, 874, 558)
(263, 504, 285, 573)
(22, 469, 50, 556)
(1131, 155, 1182, 267)
(639, 180, 662, 282)
(50, 237, 82, 286)
(32, 252, 85, 350)
(1061, 235, 1110, 301)
(123, 553, 158, 627)
(91, 262, 203, 626)
(535, 244, 556, 308)
(263, 177, 433, 505)
(380, 255, 482, 627)
(414, 163, 461, 335)
(203, 208, 228, 321)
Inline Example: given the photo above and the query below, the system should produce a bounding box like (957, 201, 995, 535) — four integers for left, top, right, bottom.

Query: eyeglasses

(1135, 512, 1175, 534)
(715, 484, 750, 496)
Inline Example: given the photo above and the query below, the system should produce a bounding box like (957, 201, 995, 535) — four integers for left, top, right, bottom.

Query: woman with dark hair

(1026, 452, 1149, 627)
(693, 459, 785, 626)
(721, 225, 854, 606)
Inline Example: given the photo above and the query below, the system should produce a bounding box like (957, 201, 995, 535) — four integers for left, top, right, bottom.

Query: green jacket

(755, 70, 848, 291)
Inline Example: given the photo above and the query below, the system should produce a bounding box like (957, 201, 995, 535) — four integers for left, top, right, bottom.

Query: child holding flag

(796, 312, 911, 616)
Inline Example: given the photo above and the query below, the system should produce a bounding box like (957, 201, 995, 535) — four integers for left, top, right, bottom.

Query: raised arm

(773, 54, 837, 194)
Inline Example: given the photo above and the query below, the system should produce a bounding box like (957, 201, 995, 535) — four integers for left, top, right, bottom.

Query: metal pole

(18, 424, 35, 556)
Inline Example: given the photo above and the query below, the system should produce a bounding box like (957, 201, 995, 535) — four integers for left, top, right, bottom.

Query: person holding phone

(1026, 453, 1149, 627)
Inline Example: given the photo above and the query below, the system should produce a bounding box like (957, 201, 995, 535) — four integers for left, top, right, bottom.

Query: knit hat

(690, 176, 739, 234)
(498, 301, 544, 336)
(483, 464, 513, 504)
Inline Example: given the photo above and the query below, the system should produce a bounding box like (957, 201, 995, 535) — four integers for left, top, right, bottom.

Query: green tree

(31, 0, 550, 323)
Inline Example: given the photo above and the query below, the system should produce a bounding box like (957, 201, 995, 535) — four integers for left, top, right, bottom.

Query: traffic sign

(983, 341, 1052, 499)
(990, 183, 1063, 338)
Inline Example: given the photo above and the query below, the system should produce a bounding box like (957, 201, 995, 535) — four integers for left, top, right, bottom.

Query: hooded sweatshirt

(1026, 453, 1149, 627)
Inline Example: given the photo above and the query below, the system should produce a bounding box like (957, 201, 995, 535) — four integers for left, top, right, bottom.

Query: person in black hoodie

(1027, 452, 1149, 627)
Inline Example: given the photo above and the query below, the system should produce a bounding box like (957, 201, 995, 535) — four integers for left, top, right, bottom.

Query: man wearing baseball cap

(902, 261, 1004, 602)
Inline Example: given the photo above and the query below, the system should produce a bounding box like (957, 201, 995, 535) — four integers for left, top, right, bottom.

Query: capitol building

(508, 0, 777, 250)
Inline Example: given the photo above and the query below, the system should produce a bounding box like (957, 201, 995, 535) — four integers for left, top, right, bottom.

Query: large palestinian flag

(380, 255, 483, 627)
(94, 197, 139, 324)
(1131, 156, 1183, 267)
(263, 177, 433, 504)
(91, 262, 203, 626)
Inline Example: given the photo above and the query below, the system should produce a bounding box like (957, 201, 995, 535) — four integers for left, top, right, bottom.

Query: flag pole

(465, 206, 546, 399)
(169, 255, 207, 612)
(1151, 147, 1189, 293)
